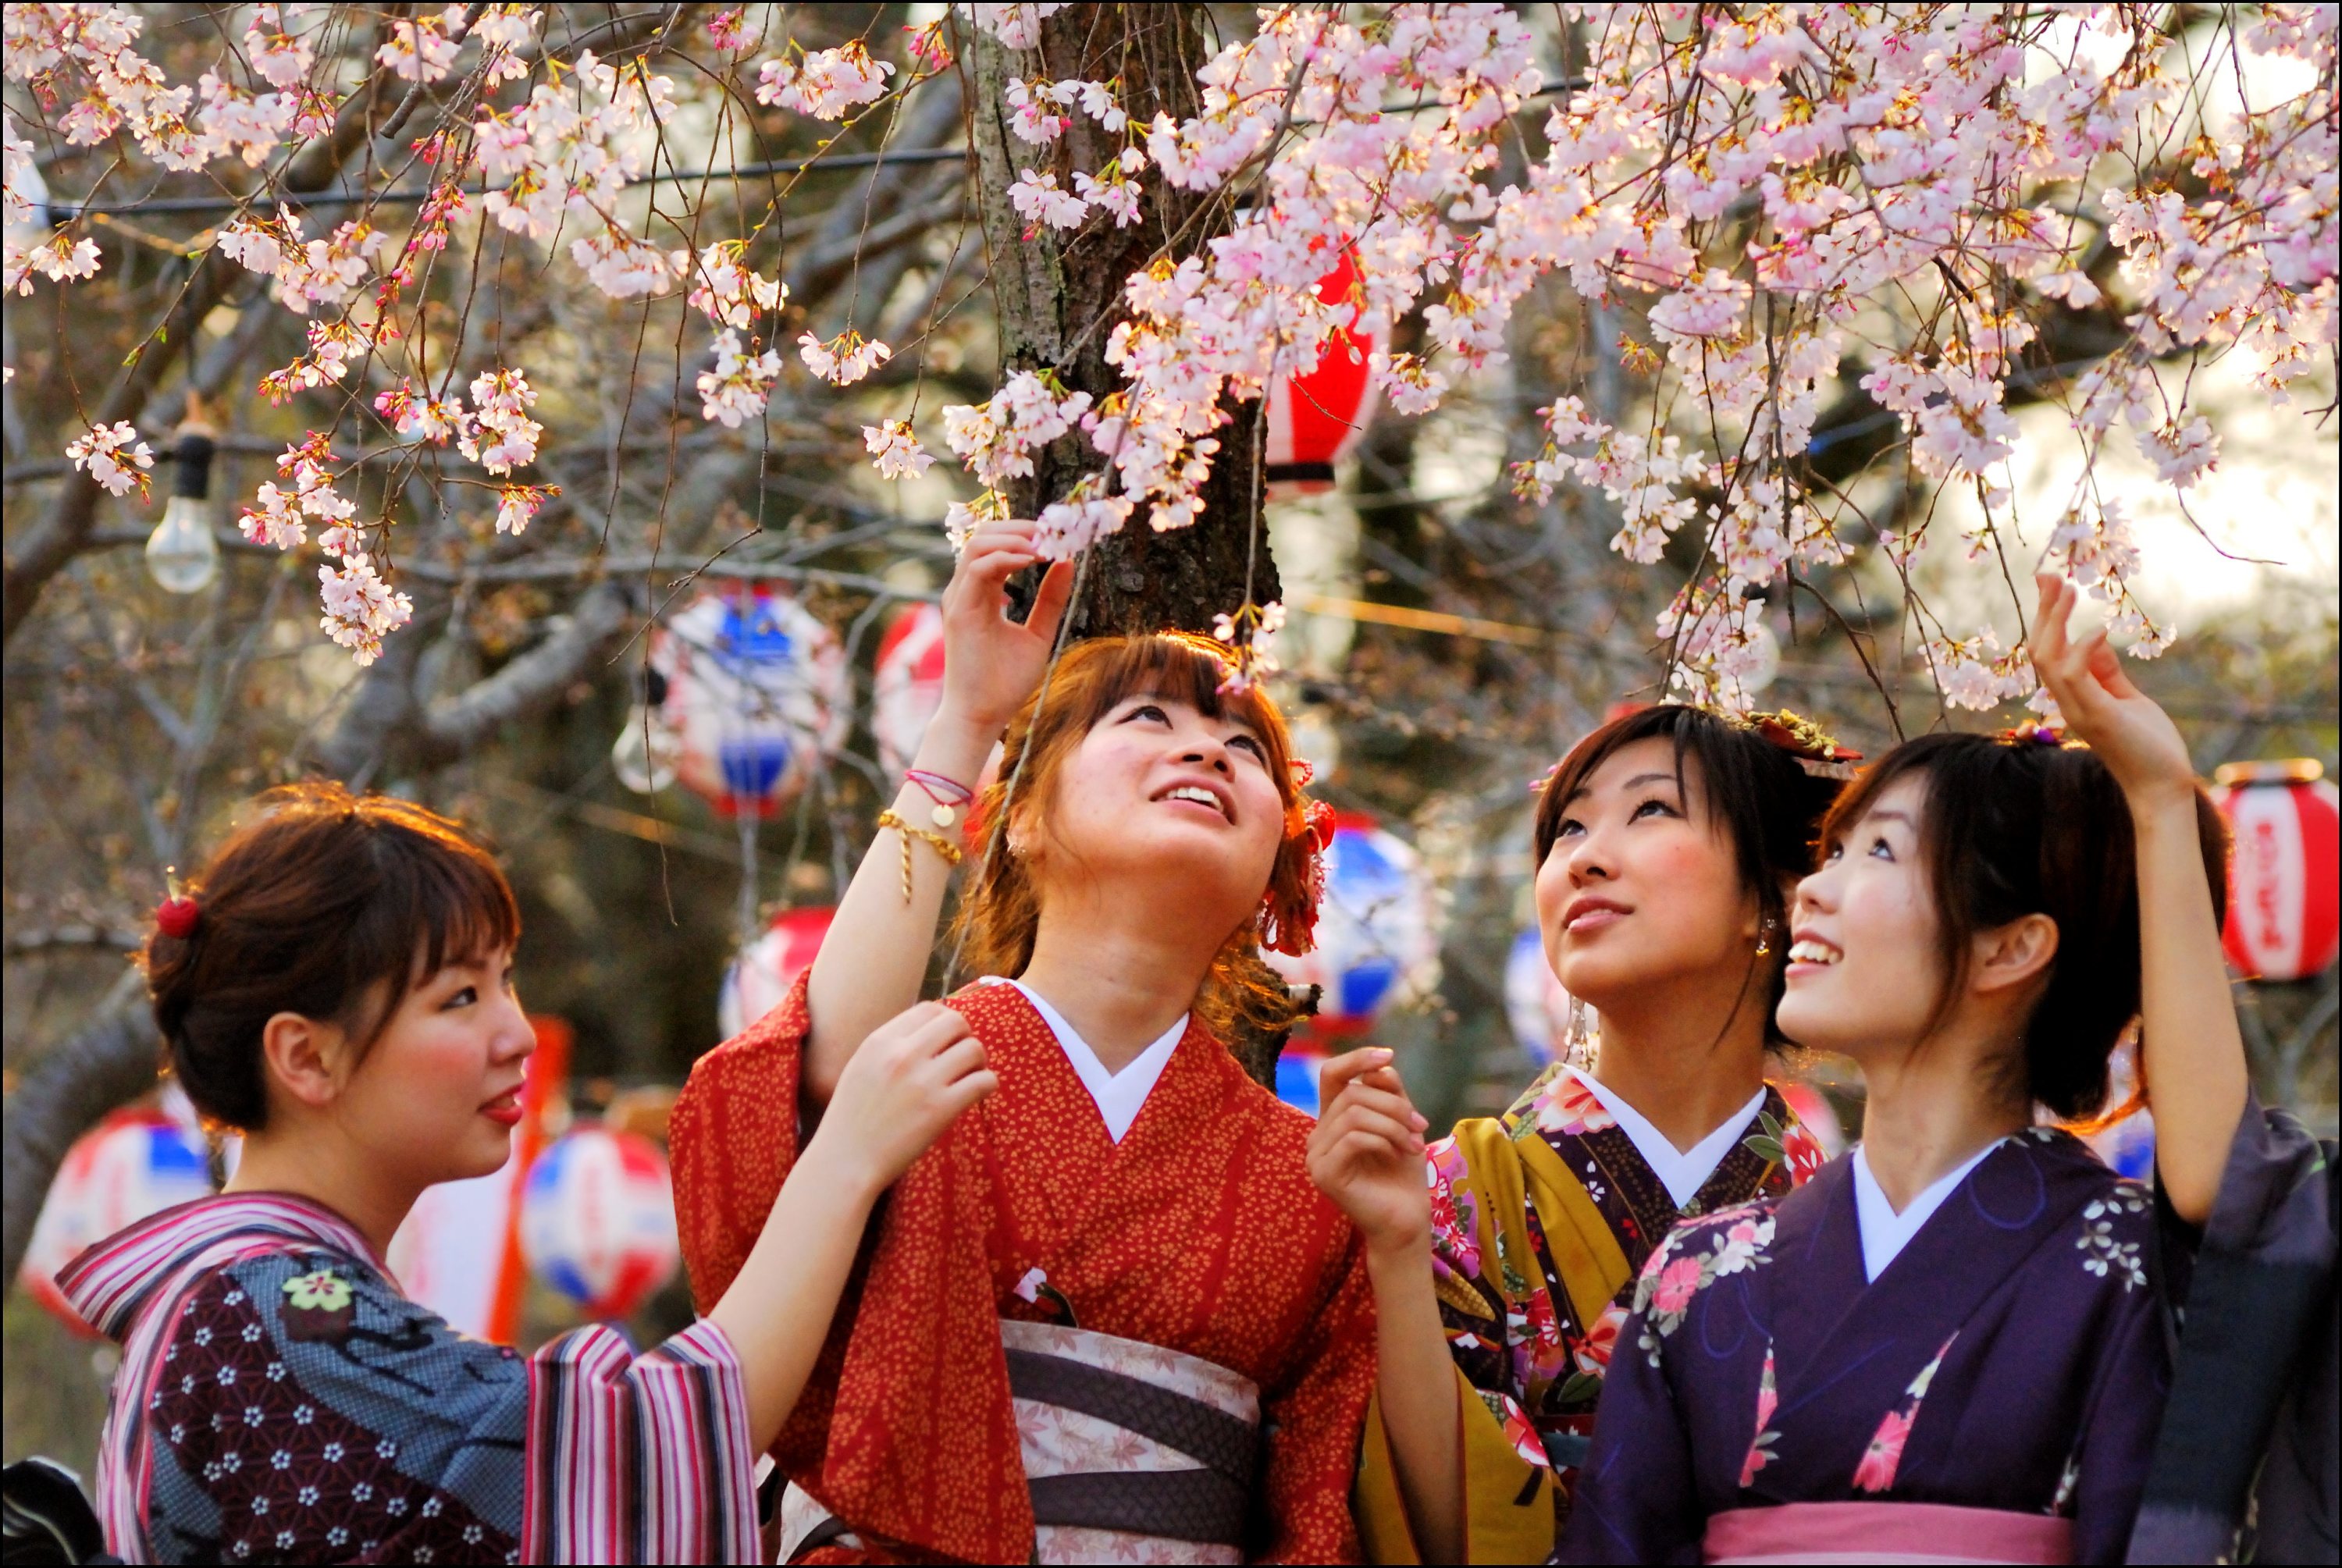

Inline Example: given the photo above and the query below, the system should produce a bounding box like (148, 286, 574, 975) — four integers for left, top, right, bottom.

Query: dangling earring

(1756, 916, 1777, 957)
(1565, 997, 1595, 1072)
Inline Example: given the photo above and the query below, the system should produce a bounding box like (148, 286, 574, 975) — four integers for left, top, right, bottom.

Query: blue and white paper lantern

(652, 585, 848, 818)
(1266, 812, 1441, 1113)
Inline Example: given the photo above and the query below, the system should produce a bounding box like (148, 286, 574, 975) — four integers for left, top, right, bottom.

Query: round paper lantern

(20, 1110, 215, 1336)
(520, 1127, 679, 1320)
(872, 601, 947, 777)
(1264, 248, 1383, 500)
(1266, 812, 1441, 1044)
(718, 905, 835, 1039)
(1504, 926, 1574, 1065)
(2212, 761, 2340, 982)
(650, 584, 849, 818)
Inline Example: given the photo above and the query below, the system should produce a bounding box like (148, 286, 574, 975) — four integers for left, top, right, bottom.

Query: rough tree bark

(965, 3, 1280, 638)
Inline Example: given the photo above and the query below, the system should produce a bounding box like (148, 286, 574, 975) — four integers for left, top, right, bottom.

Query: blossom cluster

(230, 432, 415, 666)
(927, 2, 2336, 713)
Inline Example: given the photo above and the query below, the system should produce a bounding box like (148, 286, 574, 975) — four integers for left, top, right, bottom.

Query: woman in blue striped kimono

(61, 781, 994, 1564)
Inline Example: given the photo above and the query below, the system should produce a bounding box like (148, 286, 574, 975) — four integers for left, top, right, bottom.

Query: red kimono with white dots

(669, 975, 1376, 1564)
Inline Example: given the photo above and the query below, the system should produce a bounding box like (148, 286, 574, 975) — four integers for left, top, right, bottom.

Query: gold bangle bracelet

(875, 809, 966, 902)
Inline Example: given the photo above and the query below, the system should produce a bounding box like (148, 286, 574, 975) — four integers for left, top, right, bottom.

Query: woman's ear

(258, 1011, 347, 1115)
(1970, 912, 2059, 997)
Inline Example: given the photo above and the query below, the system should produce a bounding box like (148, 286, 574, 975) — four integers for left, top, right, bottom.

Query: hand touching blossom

(933, 519, 1077, 741)
(2027, 573, 2197, 813)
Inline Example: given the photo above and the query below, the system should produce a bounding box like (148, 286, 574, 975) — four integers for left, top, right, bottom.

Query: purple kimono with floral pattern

(1561, 1128, 2173, 1566)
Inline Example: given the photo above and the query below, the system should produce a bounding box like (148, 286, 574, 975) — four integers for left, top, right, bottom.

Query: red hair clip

(155, 873, 200, 940)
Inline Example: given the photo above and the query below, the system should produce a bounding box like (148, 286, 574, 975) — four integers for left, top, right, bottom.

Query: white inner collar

(1849, 1140, 2004, 1282)
(1570, 1068, 1767, 1211)
(1007, 980, 1185, 1144)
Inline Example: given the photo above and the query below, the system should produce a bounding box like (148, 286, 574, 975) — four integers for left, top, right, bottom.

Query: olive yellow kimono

(1354, 1062, 1821, 1562)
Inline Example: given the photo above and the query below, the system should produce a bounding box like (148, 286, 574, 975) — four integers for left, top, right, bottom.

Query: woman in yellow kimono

(1309, 705, 1849, 1562)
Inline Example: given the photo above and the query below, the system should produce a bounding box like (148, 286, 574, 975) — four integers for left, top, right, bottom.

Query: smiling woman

(1563, 578, 2242, 1566)
(62, 783, 987, 1564)
(669, 520, 1377, 1565)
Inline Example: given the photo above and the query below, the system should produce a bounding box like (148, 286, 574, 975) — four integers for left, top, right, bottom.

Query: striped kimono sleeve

(525, 1318, 760, 1565)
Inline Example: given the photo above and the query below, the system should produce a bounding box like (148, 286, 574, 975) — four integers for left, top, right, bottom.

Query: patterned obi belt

(781, 1319, 1262, 1565)
(1703, 1501, 2076, 1565)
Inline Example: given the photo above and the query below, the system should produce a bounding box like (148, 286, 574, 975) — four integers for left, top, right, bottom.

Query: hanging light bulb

(611, 666, 680, 794)
(144, 403, 220, 595)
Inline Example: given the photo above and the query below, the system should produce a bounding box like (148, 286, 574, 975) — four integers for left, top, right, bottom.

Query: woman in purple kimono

(60, 782, 994, 1563)
(1562, 574, 2235, 1566)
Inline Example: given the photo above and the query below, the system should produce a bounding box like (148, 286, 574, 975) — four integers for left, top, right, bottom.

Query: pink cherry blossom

(65, 420, 153, 498)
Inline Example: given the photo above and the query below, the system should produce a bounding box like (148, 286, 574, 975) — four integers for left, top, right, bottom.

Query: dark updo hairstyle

(1817, 733, 2228, 1120)
(142, 781, 521, 1131)
(1532, 704, 1845, 1044)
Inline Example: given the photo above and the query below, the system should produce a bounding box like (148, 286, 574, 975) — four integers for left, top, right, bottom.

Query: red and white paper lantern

(718, 905, 835, 1039)
(2212, 762, 2340, 983)
(1263, 249, 1383, 500)
(872, 602, 947, 777)
(520, 1126, 679, 1321)
(650, 584, 849, 818)
(20, 1110, 215, 1336)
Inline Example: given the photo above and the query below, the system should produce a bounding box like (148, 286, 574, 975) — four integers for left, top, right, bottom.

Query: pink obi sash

(1704, 1501, 2075, 1564)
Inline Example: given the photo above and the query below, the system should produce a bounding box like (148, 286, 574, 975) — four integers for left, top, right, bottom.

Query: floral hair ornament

(1742, 709, 1863, 780)
(1998, 720, 2078, 748)
(155, 869, 201, 940)
(1260, 791, 1337, 958)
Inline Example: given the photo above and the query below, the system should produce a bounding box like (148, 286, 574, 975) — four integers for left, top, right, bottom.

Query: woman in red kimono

(669, 520, 1375, 1564)
(1561, 574, 2237, 1565)
(1308, 703, 1846, 1562)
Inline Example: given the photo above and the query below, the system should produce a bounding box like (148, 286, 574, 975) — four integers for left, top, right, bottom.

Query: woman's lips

(479, 1091, 523, 1127)
(1563, 897, 1630, 933)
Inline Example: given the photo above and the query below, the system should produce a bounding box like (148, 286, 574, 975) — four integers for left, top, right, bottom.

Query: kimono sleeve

(1353, 1125, 1557, 1564)
(155, 1249, 757, 1564)
(671, 968, 815, 1313)
(2128, 1096, 2340, 1563)
(1257, 1225, 1376, 1563)
(2066, 1264, 2169, 1565)
(1555, 1247, 1703, 1566)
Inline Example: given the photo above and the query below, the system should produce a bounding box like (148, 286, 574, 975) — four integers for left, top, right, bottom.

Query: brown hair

(949, 633, 1324, 1044)
(1533, 703, 1845, 1044)
(1818, 732, 2229, 1119)
(142, 781, 521, 1131)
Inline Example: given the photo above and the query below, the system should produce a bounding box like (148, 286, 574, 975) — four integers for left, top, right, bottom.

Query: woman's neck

(1019, 892, 1223, 1075)
(224, 1125, 420, 1260)
(1586, 960, 1771, 1154)
(1852, 1019, 2033, 1212)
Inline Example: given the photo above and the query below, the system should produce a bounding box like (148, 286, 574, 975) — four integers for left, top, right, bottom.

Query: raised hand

(1306, 1047, 1433, 1257)
(2028, 572, 2197, 812)
(936, 521, 1077, 742)
(811, 1001, 998, 1193)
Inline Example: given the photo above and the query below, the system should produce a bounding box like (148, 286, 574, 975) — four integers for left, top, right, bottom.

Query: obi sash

(1704, 1501, 2076, 1565)
(781, 1319, 1262, 1564)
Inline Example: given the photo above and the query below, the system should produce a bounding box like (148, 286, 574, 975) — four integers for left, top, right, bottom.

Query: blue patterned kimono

(1562, 1128, 2173, 1565)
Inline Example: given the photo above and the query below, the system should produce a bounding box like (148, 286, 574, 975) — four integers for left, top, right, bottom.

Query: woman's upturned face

(1031, 694, 1288, 939)
(330, 945, 536, 1187)
(1533, 737, 1760, 1010)
(1778, 774, 1945, 1057)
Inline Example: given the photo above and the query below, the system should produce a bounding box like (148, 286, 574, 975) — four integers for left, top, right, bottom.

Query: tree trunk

(1, 972, 160, 1286)
(965, 3, 1278, 638)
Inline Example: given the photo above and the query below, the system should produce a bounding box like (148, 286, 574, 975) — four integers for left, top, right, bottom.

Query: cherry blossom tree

(4, 2, 2337, 1285)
